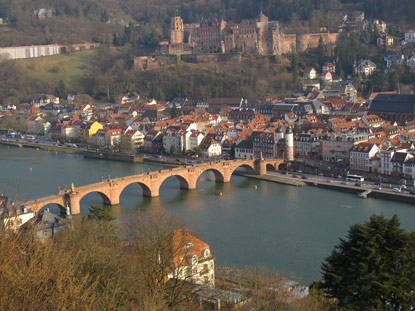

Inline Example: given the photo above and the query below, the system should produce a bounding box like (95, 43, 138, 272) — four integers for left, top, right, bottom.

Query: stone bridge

(23, 158, 283, 215)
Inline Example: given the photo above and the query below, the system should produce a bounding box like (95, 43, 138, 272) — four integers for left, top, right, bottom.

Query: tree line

(1, 0, 414, 48)
(0, 208, 334, 310)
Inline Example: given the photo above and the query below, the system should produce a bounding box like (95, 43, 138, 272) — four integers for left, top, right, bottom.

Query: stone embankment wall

(134, 53, 241, 70)
(296, 32, 339, 53)
(84, 150, 144, 163)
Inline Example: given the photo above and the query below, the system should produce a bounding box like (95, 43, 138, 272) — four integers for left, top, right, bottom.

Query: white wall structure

(0, 45, 64, 60)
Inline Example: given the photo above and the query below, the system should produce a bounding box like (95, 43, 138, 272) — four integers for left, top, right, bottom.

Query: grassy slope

(12, 51, 294, 100)
(16, 51, 95, 92)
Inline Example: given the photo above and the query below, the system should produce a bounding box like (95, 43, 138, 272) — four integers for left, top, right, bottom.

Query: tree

(293, 123, 302, 134)
(217, 266, 337, 311)
(321, 214, 415, 310)
(170, 102, 179, 118)
(54, 80, 67, 100)
(88, 204, 115, 221)
(170, 145, 176, 155)
(194, 146, 202, 157)
(124, 208, 200, 310)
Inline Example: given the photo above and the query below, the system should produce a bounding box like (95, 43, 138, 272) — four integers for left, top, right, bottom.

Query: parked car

(292, 174, 301, 178)
(393, 188, 402, 193)
(341, 181, 348, 185)
(301, 175, 308, 180)
(375, 186, 382, 190)
(410, 191, 415, 195)
(400, 185, 407, 189)
(355, 182, 362, 187)
(326, 178, 332, 183)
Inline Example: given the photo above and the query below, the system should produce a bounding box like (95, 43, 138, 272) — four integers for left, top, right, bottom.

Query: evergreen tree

(88, 204, 115, 221)
(54, 80, 67, 100)
(170, 102, 179, 118)
(321, 214, 415, 310)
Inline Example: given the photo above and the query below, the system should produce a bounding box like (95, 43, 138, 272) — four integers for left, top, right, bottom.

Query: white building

(384, 55, 405, 68)
(294, 133, 321, 158)
(405, 30, 415, 43)
(1, 205, 34, 231)
(124, 129, 145, 149)
(163, 129, 186, 154)
(321, 133, 368, 162)
(379, 147, 398, 175)
(303, 67, 317, 80)
(349, 142, 380, 172)
(168, 229, 215, 287)
(362, 114, 384, 129)
(407, 56, 415, 70)
(235, 140, 254, 159)
(188, 131, 205, 150)
(163, 123, 197, 153)
(200, 137, 222, 158)
(354, 59, 377, 76)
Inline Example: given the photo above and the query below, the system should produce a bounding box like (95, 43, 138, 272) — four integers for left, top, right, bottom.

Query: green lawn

(17, 50, 95, 91)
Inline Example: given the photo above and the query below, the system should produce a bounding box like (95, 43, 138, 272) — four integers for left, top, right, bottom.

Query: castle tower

(285, 126, 294, 161)
(170, 16, 184, 44)
(256, 10, 269, 23)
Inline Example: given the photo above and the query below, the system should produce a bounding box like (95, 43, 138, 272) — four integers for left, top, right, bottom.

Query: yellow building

(81, 121, 103, 137)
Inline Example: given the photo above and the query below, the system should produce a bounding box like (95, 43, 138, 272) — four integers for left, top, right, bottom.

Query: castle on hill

(159, 11, 339, 56)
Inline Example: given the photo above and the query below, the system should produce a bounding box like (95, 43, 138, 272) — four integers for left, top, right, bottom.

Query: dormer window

(204, 249, 210, 258)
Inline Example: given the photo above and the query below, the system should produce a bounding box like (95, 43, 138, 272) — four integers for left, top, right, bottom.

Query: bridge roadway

(23, 158, 284, 215)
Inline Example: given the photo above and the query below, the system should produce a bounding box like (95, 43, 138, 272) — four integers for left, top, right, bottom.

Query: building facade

(161, 12, 338, 56)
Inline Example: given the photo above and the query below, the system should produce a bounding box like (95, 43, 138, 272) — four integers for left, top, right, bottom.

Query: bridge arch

(118, 181, 153, 198)
(230, 163, 256, 176)
(266, 163, 276, 171)
(79, 190, 112, 206)
(197, 168, 225, 184)
(158, 174, 190, 190)
(278, 163, 287, 171)
(33, 201, 66, 214)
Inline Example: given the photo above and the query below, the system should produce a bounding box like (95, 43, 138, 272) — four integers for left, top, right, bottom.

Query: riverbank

(84, 150, 144, 163)
(0, 140, 83, 154)
(306, 180, 415, 204)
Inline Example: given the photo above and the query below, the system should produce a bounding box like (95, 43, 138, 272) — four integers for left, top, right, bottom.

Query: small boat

(342, 205, 352, 209)
(313, 182, 318, 186)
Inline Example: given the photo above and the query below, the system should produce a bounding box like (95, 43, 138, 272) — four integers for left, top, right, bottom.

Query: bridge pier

(144, 188, 159, 197)
(222, 175, 231, 183)
(254, 158, 267, 176)
(67, 194, 81, 215)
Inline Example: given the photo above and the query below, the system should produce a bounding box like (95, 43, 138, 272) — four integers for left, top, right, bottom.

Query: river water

(1, 144, 415, 284)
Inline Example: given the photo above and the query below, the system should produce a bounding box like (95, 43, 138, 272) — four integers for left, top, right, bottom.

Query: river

(1, 144, 415, 284)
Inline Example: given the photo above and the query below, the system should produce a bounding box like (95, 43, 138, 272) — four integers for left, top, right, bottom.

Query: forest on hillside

(0, 0, 414, 47)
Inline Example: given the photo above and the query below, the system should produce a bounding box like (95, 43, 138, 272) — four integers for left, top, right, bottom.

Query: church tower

(285, 126, 294, 161)
(170, 15, 184, 44)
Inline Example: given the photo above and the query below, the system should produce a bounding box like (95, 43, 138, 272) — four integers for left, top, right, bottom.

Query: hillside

(1, 0, 414, 48)
(0, 47, 294, 104)
(17, 50, 95, 92)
